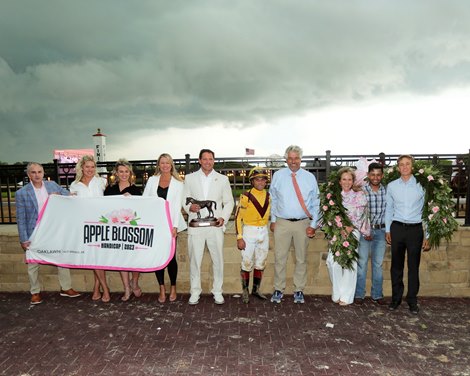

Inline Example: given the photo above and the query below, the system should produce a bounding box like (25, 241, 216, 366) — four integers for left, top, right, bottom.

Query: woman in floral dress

(326, 167, 370, 305)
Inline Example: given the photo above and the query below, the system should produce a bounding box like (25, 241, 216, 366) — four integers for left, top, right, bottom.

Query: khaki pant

(273, 218, 310, 292)
(28, 263, 72, 294)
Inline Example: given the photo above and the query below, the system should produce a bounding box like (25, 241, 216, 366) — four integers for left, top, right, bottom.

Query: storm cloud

(1, 0, 470, 162)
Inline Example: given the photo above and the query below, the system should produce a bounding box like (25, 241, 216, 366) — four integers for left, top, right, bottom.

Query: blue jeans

(355, 229, 386, 300)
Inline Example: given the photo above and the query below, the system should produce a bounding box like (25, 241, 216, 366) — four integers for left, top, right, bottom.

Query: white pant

(326, 230, 360, 305)
(326, 252, 357, 304)
(240, 225, 269, 272)
(188, 227, 224, 297)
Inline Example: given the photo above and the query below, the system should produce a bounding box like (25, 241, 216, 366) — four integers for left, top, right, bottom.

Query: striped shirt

(364, 183, 386, 226)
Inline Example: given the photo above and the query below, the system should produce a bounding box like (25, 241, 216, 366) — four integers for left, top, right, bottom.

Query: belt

(392, 221, 422, 227)
(283, 217, 309, 222)
(371, 223, 385, 229)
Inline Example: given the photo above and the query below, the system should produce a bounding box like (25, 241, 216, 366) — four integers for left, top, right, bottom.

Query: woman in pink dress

(326, 167, 370, 305)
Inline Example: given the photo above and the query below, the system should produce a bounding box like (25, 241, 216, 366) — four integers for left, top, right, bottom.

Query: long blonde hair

(154, 153, 182, 181)
(74, 155, 98, 183)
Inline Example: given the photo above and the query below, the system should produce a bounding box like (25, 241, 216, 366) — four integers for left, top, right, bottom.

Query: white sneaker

(188, 294, 200, 305)
(213, 294, 225, 305)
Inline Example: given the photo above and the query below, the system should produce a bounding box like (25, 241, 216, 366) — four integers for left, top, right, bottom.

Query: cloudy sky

(1, 0, 470, 164)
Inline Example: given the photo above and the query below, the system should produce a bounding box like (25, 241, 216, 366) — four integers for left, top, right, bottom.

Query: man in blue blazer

(16, 162, 81, 305)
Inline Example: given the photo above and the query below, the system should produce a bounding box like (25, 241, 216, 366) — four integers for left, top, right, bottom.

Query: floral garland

(383, 160, 459, 248)
(319, 170, 359, 270)
(320, 161, 459, 270)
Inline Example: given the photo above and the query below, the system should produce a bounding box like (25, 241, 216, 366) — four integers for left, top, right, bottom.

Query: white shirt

(198, 169, 216, 200)
(70, 176, 107, 197)
(33, 183, 49, 211)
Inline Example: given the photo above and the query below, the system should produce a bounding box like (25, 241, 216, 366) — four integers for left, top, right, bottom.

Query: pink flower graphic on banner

(118, 208, 135, 222)
(100, 208, 140, 226)
(108, 210, 124, 223)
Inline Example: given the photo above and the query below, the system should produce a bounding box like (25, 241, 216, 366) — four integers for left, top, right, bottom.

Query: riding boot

(252, 269, 267, 300)
(241, 270, 250, 304)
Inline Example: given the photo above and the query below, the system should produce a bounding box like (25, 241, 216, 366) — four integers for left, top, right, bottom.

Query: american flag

(245, 148, 255, 156)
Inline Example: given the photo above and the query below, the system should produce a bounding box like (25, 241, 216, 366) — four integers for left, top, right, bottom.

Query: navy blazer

(16, 181, 69, 242)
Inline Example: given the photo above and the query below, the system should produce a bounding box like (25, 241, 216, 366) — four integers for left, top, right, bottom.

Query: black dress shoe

(409, 304, 420, 315)
(388, 301, 401, 311)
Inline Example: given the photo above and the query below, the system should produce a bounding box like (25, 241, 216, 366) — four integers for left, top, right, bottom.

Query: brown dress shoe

(372, 298, 387, 305)
(31, 293, 43, 305)
(354, 298, 364, 305)
(60, 288, 81, 298)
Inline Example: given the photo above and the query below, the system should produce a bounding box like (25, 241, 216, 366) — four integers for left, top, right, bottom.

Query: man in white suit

(183, 149, 234, 305)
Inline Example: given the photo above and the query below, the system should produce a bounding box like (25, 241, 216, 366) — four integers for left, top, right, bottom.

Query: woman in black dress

(104, 159, 142, 301)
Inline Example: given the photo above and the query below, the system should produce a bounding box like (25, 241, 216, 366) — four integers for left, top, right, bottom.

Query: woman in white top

(143, 153, 187, 303)
(70, 155, 110, 302)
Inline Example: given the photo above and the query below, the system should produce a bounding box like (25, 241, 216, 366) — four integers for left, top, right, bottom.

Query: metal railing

(1, 151, 469, 225)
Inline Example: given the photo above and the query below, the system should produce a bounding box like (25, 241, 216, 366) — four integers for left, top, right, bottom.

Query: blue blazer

(16, 181, 69, 242)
